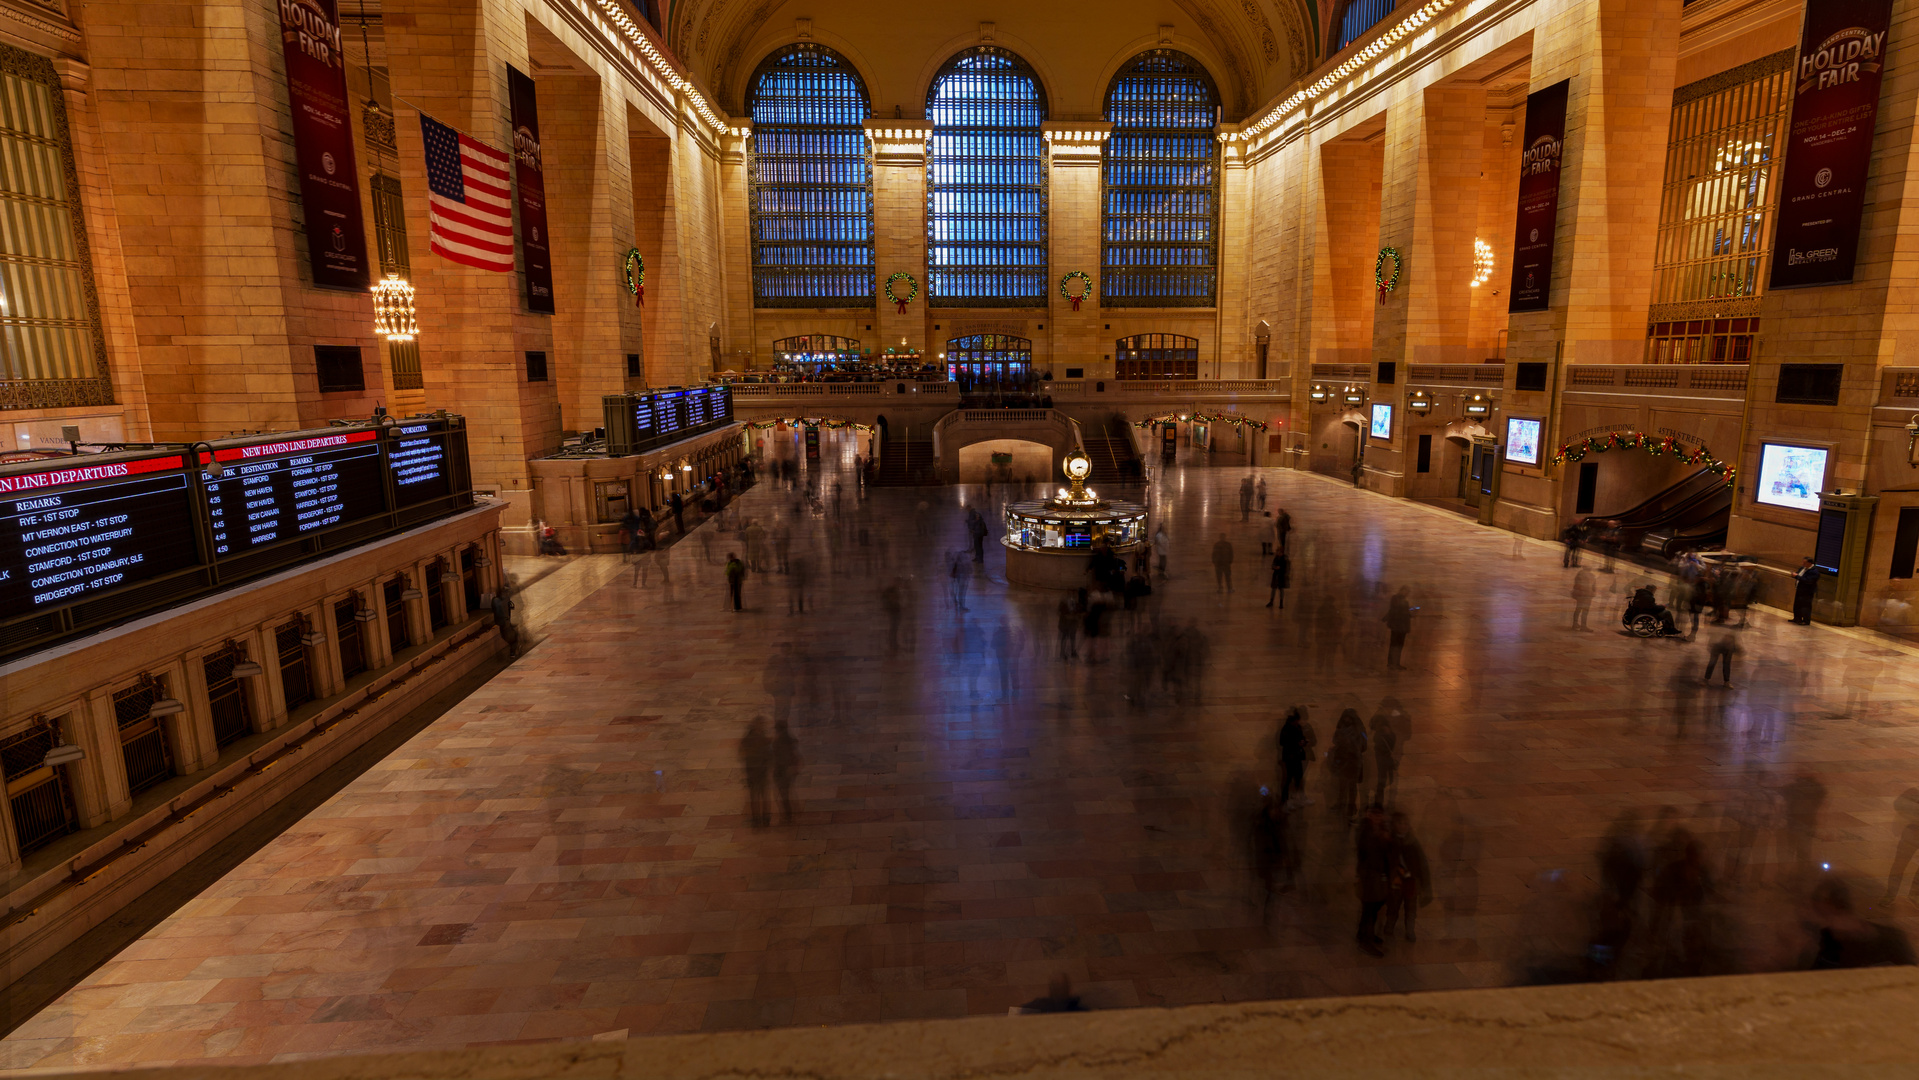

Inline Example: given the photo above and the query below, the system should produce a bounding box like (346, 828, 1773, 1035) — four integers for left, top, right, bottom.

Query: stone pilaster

(1042, 123, 1110, 377)
(865, 122, 932, 355)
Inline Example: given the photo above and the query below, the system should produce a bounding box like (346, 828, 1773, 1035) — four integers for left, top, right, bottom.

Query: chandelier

(1471, 238, 1495, 288)
(373, 273, 417, 341)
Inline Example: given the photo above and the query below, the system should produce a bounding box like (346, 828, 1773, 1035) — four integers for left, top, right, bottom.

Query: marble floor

(6, 433, 1918, 1068)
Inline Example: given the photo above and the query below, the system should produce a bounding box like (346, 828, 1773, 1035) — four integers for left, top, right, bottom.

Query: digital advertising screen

(202, 431, 386, 556)
(1505, 416, 1543, 466)
(387, 423, 453, 506)
(1370, 403, 1393, 440)
(1755, 443, 1829, 512)
(0, 454, 201, 612)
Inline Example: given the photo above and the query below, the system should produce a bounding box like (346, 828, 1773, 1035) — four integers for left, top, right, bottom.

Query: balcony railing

(1563, 364, 1749, 397)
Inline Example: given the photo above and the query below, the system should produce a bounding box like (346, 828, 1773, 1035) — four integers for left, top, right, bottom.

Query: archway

(956, 439, 1053, 485)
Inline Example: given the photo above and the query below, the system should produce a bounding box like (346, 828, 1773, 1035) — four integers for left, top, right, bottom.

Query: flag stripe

(422, 113, 516, 274)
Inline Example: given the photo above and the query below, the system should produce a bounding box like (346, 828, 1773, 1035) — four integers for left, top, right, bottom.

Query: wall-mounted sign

(1507, 79, 1570, 313)
(1768, 0, 1894, 289)
(506, 65, 555, 313)
(276, 0, 370, 290)
(1505, 416, 1543, 466)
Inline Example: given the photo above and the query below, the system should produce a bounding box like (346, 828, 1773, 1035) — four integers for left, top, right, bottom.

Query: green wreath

(1059, 270, 1095, 309)
(622, 247, 644, 306)
(884, 272, 918, 312)
(1375, 247, 1402, 301)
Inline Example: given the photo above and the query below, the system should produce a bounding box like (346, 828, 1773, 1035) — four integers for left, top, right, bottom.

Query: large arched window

(747, 44, 874, 307)
(926, 47, 1048, 307)
(1335, 0, 1396, 51)
(1101, 51, 1219, 308)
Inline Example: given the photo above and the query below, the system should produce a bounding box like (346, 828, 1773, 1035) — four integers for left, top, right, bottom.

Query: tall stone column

(384, 0, 560, 513)
(542, 67, 636, 432)
(718, 128, 754, 370)
(1217, 136, 1254, 380)
(865, 123, 931, 355)
(1042, 124, 1109, 377)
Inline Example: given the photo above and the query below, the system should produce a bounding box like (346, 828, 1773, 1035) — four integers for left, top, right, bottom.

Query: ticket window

(276, 621, 314, 713)
(113, 679, 176, 798)
(335, 599, 367, 680)
(1, 715, 78, 858)
(383, 578, 411, 654)
(203, 649, 256, 750)
(459, 547, 482, 613)
(426, 563, 450, 632)
(596, 481, 630, 523)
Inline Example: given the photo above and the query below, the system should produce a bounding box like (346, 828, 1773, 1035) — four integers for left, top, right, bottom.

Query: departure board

(202, 431, 385, 556)
(655, 390, 686, 437)
(685, 387, 713, 428)
(0, 455, 200, 611)
(388, 423, 453, 505)
(633, 395, 657, 442)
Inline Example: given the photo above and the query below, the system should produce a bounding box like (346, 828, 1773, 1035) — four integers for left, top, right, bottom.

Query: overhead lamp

(149, 696, 185, 717)
(1409, 390, 1434, 416)
(373, 273, 418, 341)
(353, 608, 379, 623)
(43, 743, 85, 766)
(1464, 393, 1491, 418)
(401, 587, 424, 601)
(1309, 384, 1330, 403)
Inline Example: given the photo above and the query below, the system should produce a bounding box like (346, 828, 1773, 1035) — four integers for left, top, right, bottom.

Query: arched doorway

(946, 334, 1036, 402)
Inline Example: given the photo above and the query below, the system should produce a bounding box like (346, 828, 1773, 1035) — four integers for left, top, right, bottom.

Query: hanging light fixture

(373, 273, 418, 341)
(1409, 389, 1434, 416)
(1471, 238, 1495, 287)
(1342, 384, 1366, 406)
(1309, 383, 1330, 403)
(1464, 393, 1491, 418)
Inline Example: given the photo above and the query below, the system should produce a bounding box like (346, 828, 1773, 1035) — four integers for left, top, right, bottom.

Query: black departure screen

(202, 431, 385, 556)
(0, 456, 200, 611)
(388, 424, 453, 505)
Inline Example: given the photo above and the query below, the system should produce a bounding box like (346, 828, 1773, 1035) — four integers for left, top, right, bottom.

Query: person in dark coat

(669, 491, 686, 535)
(771, 718, 800, 824)
(739, 717, 772, 827)
(1266, 551, 1291, 609)
(724, 552, 746, 612)
(1277, 707, 1311, 804)
(1355, 806, 1393, 956)
(1370, 710, 1401, 806)
(1250, 788, 1288, 920)
(1792, 557, 1820, 624)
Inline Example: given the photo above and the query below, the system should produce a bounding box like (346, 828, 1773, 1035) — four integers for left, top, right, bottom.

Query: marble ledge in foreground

(16, 967, 1919, 1079)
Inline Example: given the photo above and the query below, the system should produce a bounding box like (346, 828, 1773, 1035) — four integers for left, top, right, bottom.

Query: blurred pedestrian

(949, 551, 971, 611)
(1277, 707, 1312, 804)
(1153, 524, 1170, 580)
(1370, 710, 1400, 806)
(724, 551, 746, 612)
(1382, 811, 1432, 943)
(1571, 566, 1595, 631)
(739, 717, 772, 827)
(966, 506, 989, 562)
(788, 555, 811, 614)
(1806, 877, 1917, 969)
(670, 491, 686, 535)
(771, 718, 800, 824)
(1703, 629, 1741, 686)
(1782, 771, 1826, 873)
(1384, 585, 1414, 670)
(1256, 476, 1268, 511)
(1885, 788, 1919, 905)
(1212, 533, 1235, 594)
(1355, 806, 1392, 956)
(1274, 507, 1292, 555)
(1329, 709, 1368, 820)
(1266, 551, 1291, 609)
(1250, 788, 1288, 921)
(1057, 593, 1081, 660)
(1239, 475, 1255, 521)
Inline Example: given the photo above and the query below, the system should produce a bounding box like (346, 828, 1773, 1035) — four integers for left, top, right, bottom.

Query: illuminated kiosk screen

(203, 431, 386, 556)
(1370, 403, 1393, 440)
(1755, 443, 1828, 513)
(1505, 417, 1543, 466)
(388, 424, 454, 505)
(0, 455, 200, 612)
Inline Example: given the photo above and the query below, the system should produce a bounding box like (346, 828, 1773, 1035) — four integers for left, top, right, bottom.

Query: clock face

(1065, 453, 1091, 480)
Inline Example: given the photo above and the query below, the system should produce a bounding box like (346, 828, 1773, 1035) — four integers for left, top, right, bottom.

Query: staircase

(1081, 417, 1143, 484)
(874, 437, 936, 486)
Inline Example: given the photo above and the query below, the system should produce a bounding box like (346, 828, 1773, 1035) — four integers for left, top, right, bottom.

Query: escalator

(1570, 467, 1732, 559)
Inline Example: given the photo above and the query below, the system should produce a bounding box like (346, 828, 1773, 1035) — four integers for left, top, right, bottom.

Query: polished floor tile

(6, 434, 1918, 1069)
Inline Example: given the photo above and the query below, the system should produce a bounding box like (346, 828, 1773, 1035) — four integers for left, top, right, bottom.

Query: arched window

(926, 47, 1048, 307)
(1114, 333, 1199, 379)
(1335, 0, 1396, 51)
(945, 333, 1035, 394)
(747, 45, 874, 307)
(1102, 51, 1219, 308)
(771, 334, 862, 364)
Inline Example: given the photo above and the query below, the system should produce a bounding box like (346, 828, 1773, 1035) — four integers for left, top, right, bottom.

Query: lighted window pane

(1101, 51, 1219, 308)
(926, 48, 1048, 307)
(748, 45, 874, 308)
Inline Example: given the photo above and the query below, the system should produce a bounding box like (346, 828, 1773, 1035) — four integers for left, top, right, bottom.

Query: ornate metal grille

(204, 648, 253, 749)
(113, 678, 173, 796)
(1115, 333, 1200, 378)
(748, 44, 874, 308)
(0, 45, 112, 411)
(276, 621, 313, 711)
(927, 47, 1048, 308)
(1102, 51, 1219, 308)
(3, 715, 75, 856)
(1652, 53, 1792, 309)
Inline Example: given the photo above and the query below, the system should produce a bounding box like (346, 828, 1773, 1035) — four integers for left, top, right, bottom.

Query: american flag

(420, 113, 514, 272)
